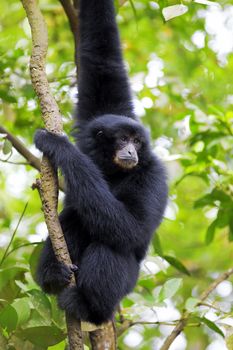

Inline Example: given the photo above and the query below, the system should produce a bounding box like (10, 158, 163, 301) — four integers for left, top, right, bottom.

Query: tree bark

(89, 321, 116, 350)
(20, 0, 83, 348)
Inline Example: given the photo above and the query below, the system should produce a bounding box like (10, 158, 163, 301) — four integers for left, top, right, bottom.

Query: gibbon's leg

(59, 242, 139, 324)
(36, 237, 75, 294)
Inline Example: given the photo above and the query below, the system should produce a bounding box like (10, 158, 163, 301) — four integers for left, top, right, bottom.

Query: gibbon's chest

(107, 173, 135, 198)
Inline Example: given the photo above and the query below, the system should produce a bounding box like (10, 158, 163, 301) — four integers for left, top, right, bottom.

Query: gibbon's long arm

(76, 0, 135, 126)
(35, 130, 157, 251)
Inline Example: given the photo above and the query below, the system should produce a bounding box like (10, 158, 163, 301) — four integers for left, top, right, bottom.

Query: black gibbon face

(113, 134, 141, 169)
(84, 115, 149, 172)
(94, 129, 143, 170)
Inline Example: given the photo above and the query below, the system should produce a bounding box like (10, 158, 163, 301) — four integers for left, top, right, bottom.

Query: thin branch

(160, 267, 233, 350)
(160, 317, 187, 350)
(0, 126, 64, 191)
(0, 159, 30, 166)
(199, 302, 229, 315)
(0, 126, 41, 171)
(117, 319, 175, 337)
(4, 242, 42, 260)
(20, 0, 83, 348)
(0, 203, 28, 267)
(59, 0, 78, 36)
(199, 267, 233, 302)
(58, 0, 79, 69)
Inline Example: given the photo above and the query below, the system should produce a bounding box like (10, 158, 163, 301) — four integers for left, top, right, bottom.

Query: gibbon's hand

(34, 129, 69, 165)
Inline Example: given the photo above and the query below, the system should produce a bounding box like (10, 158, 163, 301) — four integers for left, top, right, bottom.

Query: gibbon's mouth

(114, 144, 139, 169)
(114, 156, 138, 169)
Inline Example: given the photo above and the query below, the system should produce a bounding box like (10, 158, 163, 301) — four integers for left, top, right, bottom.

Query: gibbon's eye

(120, 135, 127, 142)
(134, 138, 140, 144)
(96, 131, 103, 137)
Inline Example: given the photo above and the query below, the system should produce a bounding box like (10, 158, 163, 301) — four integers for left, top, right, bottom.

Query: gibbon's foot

(69, 264, 79, 272)
(41, 262, 73, 294)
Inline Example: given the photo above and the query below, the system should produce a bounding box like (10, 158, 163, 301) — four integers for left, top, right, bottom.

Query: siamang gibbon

(35, 0, 168, 325)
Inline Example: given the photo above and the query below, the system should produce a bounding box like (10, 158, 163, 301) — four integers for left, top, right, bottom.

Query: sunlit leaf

(194, 0, 220, 6)
(158, 278, 182, 302)
(2, 139, 12, 155)
(12, 298, 31, 325)
(185, 297, 200, 312)
(162, 5, 188, 21)
(48, 341, 67, 350)
(27, 289, 51, 321)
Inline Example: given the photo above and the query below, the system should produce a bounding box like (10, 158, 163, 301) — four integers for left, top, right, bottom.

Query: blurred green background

(0, 0, 233, 349)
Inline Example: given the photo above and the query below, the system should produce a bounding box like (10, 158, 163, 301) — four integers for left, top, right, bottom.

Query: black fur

(35, 0, 168, 325)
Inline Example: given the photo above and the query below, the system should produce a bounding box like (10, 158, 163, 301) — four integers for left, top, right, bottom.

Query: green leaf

(194, 189, 232, 209)
(226, 331, 233, 350)
(0, 90, 17, 103)
(229, 217, 233, 242)
(12, 298, 31, 325)
(121, 297, 134, 308)
(185, 298, 200, 312)
(205, 221, 217, 245)
(16, 326, 66, 347)
(163, 255, 190, 275)
(153, 234, 163, 256)
(0, 267, 28, 291)
(216, 208, 231, 228)
(194, 193, 213, 208)
(0, 304, 18, 332)
(0, 327, 7, 348)
(29, 243, 43, 282)
(48, 341, 67, 350)
(193, 141, 205, 153)
(2, 139, 12, 155)
(138, 277, 155, 290)
(201, 317, 224, 337)
(27, 289, 51, 321)
(158, 278, 182, 302)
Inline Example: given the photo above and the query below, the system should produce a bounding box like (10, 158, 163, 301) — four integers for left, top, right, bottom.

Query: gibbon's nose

(118, 143, 138, 163)
(127, 144, 136, 158)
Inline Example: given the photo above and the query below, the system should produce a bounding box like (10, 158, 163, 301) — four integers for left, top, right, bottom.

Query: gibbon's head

(78, 115, 152, 173)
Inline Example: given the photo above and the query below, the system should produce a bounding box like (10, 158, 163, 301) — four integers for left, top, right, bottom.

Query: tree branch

(59, 0, 78, 36)
(199, 267, 233, 302)
(90, 321, 116, 350)
(160, 267, 233, 350)
(20, 0, 83, 348)
(0, 126, 41, 171)
(58, 0, 79, 70)
(0, 125, 65, 191)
